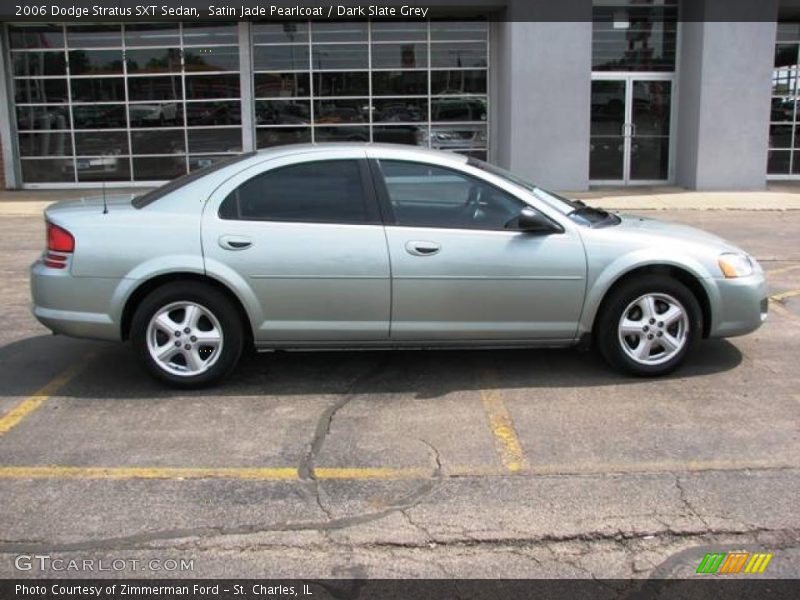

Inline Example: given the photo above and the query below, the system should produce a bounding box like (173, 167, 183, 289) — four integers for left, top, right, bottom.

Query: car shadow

(0, 334, 743, 400)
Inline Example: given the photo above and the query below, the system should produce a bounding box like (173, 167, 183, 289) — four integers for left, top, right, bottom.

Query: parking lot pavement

(0, 209, 798, 579)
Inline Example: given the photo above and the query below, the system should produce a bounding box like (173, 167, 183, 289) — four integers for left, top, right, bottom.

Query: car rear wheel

(131, 282, 243, 388)
(597, 275, 702, 376)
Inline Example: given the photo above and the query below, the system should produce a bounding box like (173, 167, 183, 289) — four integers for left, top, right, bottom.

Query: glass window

(314, 99, 368, 124)
(76, 155, 131, 182)
(431, 70, 486, 95)
(373, 125, 425, 145)
(592, 3, 678, 72)
(219, 160, 368, 223)
(430, 21, 487, 41)
(181, 22, 238, 46)
(312, 22, 368, 43)
(430, 43, 487, 68)
(372, 44, 428, 69)
(253, 22, 309, 44)
(431, 97, 487, 122)
(12, 52, 66, 77)
(125, 24, 181, 47)
(256, 127, 312, 148)
(68, 50, 124, 75)
(125, 48, 182, 73)
(9, 25, 65, 49)
(75, 131, 128, 156)
(313, 72, 369, 96)
(372, 22, 427, 42)
(184, 47, 239, 72)
(16, 106, 70, 131)
(372, 71, 428, 96)
(255, 100, 311, 125)
(18, 133, 73, 157)
(186, 101, 241, 126)
(133, 156, 187, 180)
(185, 74, 240, 99)
(15, 79, 68, 104)
(128, 76, 183, 101)
(129, 103, 183, 127)
(314, 126, 369, 142)
(66, 25, 122, 48)
(21, 158, 74, 183)
(71, 78, 125, 103)
(187, 128, 242, 153)
(378, 160, 524, 230)
(253, 46, 310, 71)
(72, 104, 126, 129)
(312, 44, 369, 70)
(373, 99, 428, 123)
(132, 130, 186, 154)
(254, 73, 310, 97)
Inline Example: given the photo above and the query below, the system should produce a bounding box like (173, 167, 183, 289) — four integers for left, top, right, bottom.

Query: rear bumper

(30, 260, 122, 342)
(707, 272, 768, 338)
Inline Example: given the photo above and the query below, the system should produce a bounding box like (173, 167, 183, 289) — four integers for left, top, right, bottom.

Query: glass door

(590, 75, 674, 185)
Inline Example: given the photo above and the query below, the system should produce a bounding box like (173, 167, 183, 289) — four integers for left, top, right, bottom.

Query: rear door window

(219, 159, 373, 224)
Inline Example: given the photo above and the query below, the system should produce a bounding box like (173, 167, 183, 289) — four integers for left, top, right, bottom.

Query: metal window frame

(4, 19, 490, 188)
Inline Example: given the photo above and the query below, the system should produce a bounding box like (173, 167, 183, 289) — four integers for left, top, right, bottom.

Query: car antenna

(102, 181, 108, 214)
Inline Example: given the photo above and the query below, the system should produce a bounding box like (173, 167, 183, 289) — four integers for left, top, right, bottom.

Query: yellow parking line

(0, 355, 92, 436)
(0, 458, 796, 481)
(770, 288, 800, 302)
(766, 263, 800, 276)
(479, 380, 528, 474)
(314, 467, 430, 479)
(0, 466, 298, 480)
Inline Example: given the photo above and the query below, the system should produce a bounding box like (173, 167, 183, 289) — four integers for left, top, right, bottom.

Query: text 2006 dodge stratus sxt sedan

(31, 144, 767, 387)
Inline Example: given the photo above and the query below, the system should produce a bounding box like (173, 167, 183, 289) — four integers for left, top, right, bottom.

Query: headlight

(718, 253, 754, 278)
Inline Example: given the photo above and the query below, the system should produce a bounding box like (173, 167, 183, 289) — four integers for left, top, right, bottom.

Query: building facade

(0, 0, 795, 191)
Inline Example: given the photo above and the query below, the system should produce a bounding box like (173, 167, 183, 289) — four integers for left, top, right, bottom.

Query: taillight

(45, 222, 74, 269)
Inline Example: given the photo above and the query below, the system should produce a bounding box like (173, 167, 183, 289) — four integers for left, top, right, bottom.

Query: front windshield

(467, 157, 619, 227)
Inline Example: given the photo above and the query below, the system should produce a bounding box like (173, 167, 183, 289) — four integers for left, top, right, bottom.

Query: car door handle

(405, 241, 441, 256)
(219, 235, 253, 251)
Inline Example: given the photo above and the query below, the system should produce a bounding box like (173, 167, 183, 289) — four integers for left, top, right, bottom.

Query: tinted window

(378, 160, 524, 230)
(219, 160, 369, 224)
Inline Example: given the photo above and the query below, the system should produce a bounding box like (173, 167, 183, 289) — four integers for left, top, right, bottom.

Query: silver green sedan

(30, 144, 768, 387)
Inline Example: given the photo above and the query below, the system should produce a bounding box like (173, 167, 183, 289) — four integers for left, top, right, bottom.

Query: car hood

(612, 213, 741, 252)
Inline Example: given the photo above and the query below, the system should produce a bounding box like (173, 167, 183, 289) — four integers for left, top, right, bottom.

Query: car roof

(252, 142, 471, 166)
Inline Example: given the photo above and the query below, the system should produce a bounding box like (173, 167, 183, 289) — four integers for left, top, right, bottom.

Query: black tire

(596, 275, 702, 377)
(131, 281, 244, 388)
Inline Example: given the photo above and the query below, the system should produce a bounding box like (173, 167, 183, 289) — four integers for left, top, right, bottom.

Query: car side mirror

(508, 208, 562, 234)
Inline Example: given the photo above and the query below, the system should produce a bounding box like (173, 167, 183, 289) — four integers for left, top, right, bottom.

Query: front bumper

(707, 272, 768, 338)
(30, 260, 122, 342)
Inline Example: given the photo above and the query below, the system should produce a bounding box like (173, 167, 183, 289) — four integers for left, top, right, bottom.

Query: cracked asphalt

(0, 209, 798, 579)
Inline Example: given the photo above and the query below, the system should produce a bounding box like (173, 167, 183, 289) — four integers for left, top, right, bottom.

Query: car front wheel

(131, 282, 244, 388)
(597, 275, 702, 376)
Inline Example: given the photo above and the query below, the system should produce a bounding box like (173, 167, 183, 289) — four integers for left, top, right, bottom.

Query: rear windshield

(132, 153, 256, 209)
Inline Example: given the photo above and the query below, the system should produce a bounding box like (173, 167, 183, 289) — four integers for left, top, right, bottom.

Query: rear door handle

(405, 241, 441, 256)
(219, 235, 253, 251)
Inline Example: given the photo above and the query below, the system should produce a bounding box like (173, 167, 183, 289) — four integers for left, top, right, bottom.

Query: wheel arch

(120, 273, 254, 347)
(590, 264, 713, 339)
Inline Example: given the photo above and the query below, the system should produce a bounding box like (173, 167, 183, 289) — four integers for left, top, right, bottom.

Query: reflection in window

(185, 74, 240, 99)
(592, 2, 678, 72)
(12, 52, 66, 77)
(126, 48, 182, 73)
(15, 79, 68, 104)
(68, 50, 125, 75)
(9, 25, 64, 49)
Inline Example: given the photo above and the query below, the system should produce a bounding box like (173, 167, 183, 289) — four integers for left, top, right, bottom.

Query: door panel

(590, 80, 626, 181)
(202, 154, 391, 342)
(630, 80, 672, 181)
(385, 227, 586, 341)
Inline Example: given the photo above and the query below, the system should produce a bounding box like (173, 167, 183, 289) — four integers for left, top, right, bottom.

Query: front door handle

(219, 235, 253, 251)
(405, 241, 441, 256)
